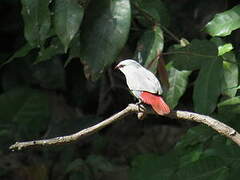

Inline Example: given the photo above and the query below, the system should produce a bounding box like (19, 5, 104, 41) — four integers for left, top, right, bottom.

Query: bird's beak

(114, 65, 119, 70)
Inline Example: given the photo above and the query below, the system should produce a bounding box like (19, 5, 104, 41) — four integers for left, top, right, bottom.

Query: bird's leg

(136, 100, 146, 120)
(136, 99, 145, 112)
(136, 98, 141, 105)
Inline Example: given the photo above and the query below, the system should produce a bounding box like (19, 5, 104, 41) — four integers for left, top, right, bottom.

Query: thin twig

(9, 104, 240, 151)
(132, 2, 181, 43)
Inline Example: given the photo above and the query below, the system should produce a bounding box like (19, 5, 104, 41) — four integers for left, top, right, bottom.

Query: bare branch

(167, 111, 240, 145)
(9, 104, 138, 151)
(9, 104, 240, 151)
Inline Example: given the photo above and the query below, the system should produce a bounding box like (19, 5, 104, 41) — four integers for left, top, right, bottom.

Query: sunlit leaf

(54, 0, 84, 52)
(221, 52, 238, 97)
(210, 37, 234, 56)
(210, 38, 238, 97)
(80, 0, 131, 80)
(205, 5, 240, 37)
(21, 0, 51, 47)
(218, 43, 233, 56)
(193, 58, 223, 114)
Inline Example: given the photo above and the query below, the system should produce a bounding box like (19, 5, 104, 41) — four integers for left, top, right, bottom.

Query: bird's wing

(125, 66, 163, 95)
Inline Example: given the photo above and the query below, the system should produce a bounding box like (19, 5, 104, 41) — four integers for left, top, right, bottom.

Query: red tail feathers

(140, 91, 170, 115)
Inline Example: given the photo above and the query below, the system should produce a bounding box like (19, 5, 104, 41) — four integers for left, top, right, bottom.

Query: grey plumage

(116, 59, 163, 98)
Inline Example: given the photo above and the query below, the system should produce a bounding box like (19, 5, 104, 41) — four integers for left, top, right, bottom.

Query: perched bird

(115, 59, 170, 115)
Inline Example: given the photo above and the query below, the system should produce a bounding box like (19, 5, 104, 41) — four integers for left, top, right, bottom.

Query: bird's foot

(136, 101, 145, 112)
(136, 102, 147, 120)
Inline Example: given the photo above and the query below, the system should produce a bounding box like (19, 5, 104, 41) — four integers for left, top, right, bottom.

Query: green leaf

(172, 157, 229, 180)
(193, 58, 223, 114)
(205, 5, 240, 37)
(21, 0, 51, 47)
(133, 0, 170, 27)
(169, 39, 218, 70)
(218, 43, 233, 56)
(221, 52, 238, 97)
(130, 153, 176, 180)
(135, 26, 163, 73)
(210, 38, 238, 97)
(31, 58, 66, 90)
(227, 163, 240, 180)
(210, 37, 234, 56)
(1, 44, 33, 66)
(208, 144, 240, 166)
(54, 0, 84, 52)
(35, 38, 64, 63)
(65, 33, 81, 67)
(176, 125, 215, 149)
(80, 0, 131, 80)
(66, 158, 85, 173)
(179, 150, 203, 168)
(164, 64, 191, 109)
(218, 96, 240, 114)
(86, 155, 114, 172)
(0, 88, 50, 137)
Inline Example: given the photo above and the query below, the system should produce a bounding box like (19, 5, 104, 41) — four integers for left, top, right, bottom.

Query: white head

(115, 59, 141, 74)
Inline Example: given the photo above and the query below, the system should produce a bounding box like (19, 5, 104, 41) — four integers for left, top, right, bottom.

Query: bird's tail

(140, 91, 170, 115)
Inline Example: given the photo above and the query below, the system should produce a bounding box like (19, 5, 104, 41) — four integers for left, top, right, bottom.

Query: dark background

(0, 0, 240, 180)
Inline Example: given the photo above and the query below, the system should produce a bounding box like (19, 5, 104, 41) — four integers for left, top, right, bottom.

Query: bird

(115, 59, 170, 115)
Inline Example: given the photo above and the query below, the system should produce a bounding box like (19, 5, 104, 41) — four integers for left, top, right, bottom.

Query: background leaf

(65, 33, 81, 67)
(211, 37, 238, 97)
(80, 0, 131, 80)
(36, 38, 64, 63)
(133, 0, 170, 27)
(164, 63, 191, 109)
(135, 26, 163, 73)
(221, 52, 238, 97)
(31, 58, 66, 90)
(54, 0, 84, 52)
(218, 96, 240, 114)
(1, 44, 33, 66)
(193, 58, 223, 114)
(169, 39, 218, 70)
(205, 5, 240, 37)
(130, 154, 176, 180)
(0, 88, 50, 138)
(172, 157, 229, 180)
(21, 0, 51, 47)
